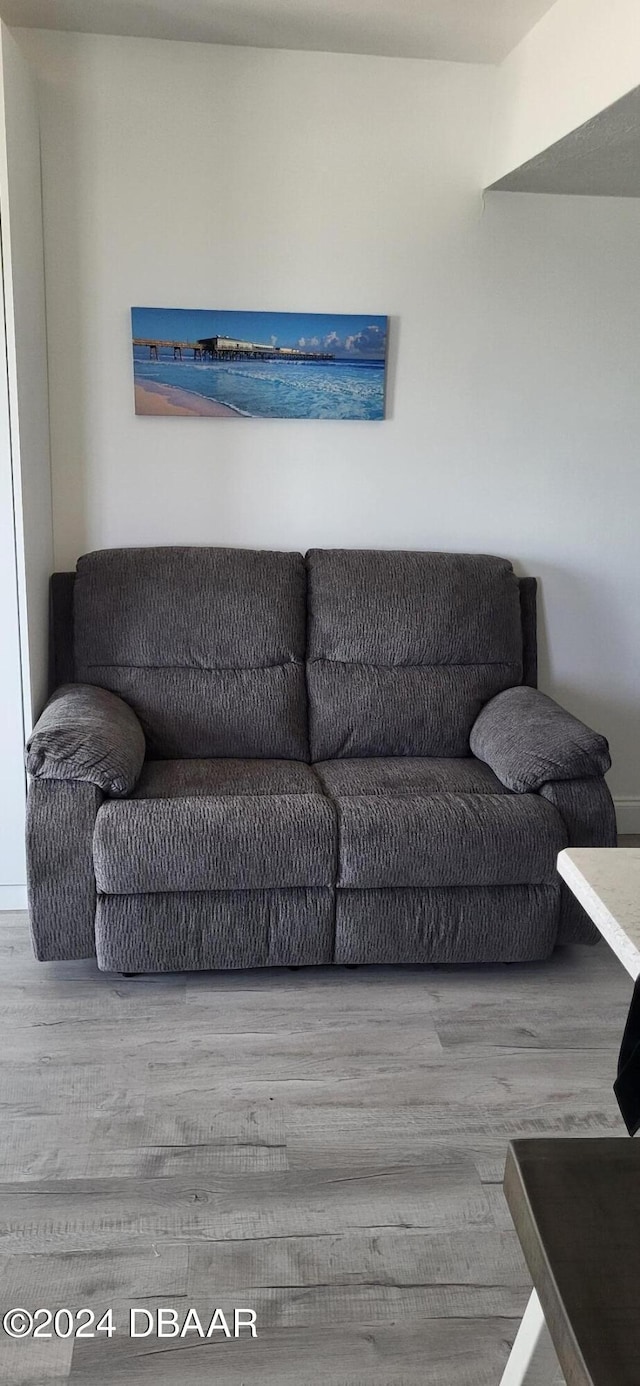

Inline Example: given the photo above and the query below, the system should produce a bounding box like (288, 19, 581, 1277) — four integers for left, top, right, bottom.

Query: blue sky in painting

(131, 307, 387, 359)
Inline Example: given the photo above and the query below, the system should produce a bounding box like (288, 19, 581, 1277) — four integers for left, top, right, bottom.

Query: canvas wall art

(132, 308, 387, 420)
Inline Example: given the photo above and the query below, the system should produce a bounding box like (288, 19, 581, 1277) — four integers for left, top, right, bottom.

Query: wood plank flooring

(0, 909, 633, 1385)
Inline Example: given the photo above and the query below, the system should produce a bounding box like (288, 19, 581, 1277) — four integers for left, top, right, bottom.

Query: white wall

(0, 23, 53, 724)
(487, 0, 640, 187)
(0, 241, 27, 903)
(0, 22, 52, 903)
(18, 30, 640, 821)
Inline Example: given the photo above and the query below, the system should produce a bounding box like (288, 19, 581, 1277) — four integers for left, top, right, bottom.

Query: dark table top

(505, 1138, 640, 1386)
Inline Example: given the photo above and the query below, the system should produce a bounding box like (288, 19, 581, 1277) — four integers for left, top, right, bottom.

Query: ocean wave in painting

(133, 354, 386, 420)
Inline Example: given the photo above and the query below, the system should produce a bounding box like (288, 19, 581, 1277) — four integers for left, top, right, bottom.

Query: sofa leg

(121, 971, 141, 978)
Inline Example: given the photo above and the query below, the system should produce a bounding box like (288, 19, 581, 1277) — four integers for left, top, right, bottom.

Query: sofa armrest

(26, 683, 145, 797)
(539, 778, 617, 945)
(27, 779, 102, 960)
(470, 685, 611, 793)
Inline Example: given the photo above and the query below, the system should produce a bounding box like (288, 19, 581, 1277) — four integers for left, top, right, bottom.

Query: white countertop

(557, 847, 640, 981)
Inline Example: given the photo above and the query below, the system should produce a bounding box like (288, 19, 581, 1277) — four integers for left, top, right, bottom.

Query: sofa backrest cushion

(73, 547, 309, 759)
(306, 550, 523, 759)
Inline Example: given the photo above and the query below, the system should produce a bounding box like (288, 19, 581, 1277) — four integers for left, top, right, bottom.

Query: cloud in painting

(344, 324, 386, 356)
(297, 325, 386, 358)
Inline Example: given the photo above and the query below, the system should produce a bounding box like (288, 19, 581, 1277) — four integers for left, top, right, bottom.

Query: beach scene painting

(132, 307, 388, 420)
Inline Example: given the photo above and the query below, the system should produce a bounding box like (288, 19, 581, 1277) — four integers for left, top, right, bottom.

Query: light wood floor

(0, 908, 633, 1385)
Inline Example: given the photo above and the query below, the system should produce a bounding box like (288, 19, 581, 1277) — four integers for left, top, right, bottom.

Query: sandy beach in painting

(135, 380, 238, 417)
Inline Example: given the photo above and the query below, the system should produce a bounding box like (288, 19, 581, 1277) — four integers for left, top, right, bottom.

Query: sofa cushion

(314, 756, 509, 798)
(74, 547, 308, 760)
(306, 550, 523, 760)
(314, 757, 566, 889)
(133, 757, 318, 799)
(334, 886, 559, 964)
(93, 759, 335, 893)
(95, 889, 335, 972)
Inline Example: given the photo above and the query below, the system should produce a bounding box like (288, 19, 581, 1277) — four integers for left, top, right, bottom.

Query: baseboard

(615, 798, 640, 835)
(0, 885, 27, 910)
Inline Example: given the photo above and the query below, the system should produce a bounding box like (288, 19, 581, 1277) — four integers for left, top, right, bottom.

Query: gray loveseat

(25, 547, 616, 972)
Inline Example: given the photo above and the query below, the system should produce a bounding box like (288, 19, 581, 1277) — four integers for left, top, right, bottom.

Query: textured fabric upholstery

(326, 790, 566, 889)
(306, 550, 524, 759)
(73, 547, 308, 759)
(556, 891, 600, 947)
(133, 757, 319, 799)
(308, 663, 521, 762)
(335, 885, 560, 964)
(94, 759, 335, 894)
(316, 756, 566, 893)
(540, 778, 618, 945)
(470, 686, 611, 793)
(519, 577, 538, 689)
(95, 889, 334, 971)
(49, 572, 76, 690)
(26, 779, 102, 960)
(539, 778, 617, 848)
(26, 544, 615, 972)
(315, 756, 509, 798)
(26, 683, 145, 796)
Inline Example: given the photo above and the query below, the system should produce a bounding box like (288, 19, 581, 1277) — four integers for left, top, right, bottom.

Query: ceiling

(0, 0, 558, 64)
